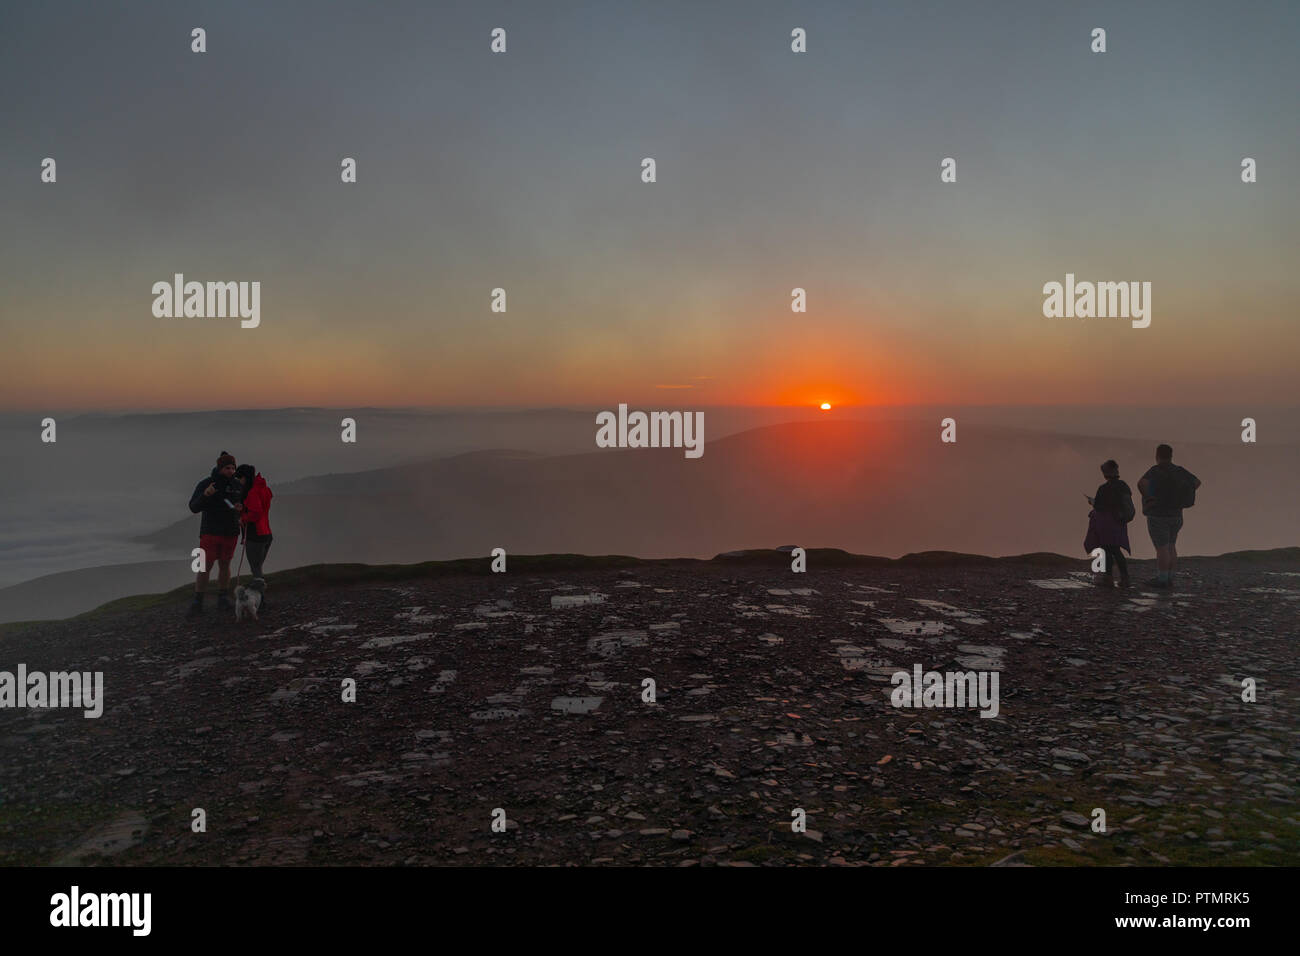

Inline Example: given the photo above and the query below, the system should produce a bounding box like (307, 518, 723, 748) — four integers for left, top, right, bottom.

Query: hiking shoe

(1145, 578, 1169, 589)
(1118, 577, 1132, 588)
(216, 592, 234, 611)
(185, 596, 203, 618)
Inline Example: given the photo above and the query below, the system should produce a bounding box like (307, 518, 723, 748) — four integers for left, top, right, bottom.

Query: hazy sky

(2, 0, 1297, 412)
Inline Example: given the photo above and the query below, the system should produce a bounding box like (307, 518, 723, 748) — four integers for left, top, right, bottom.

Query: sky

(2, 0, 1298, 412)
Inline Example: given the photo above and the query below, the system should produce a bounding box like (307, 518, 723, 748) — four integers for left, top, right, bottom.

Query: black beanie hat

(235, 464, 255, 483)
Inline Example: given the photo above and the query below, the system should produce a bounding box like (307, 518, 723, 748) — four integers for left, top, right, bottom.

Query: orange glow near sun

(820, 402, 832, 410)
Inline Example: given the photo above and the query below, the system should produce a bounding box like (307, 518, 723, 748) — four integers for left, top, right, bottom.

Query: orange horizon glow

(2, 344, 1296, 413)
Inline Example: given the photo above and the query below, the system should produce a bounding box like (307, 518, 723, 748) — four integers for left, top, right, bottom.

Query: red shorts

(199, 533, 238, 564)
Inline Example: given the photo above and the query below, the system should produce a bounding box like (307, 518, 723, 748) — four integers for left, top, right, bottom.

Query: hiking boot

(1145, 578, 1169, 589)
(1117, 576, 1132, 588)
(216, 591, 234, 611)
(185, 594, 204, 618)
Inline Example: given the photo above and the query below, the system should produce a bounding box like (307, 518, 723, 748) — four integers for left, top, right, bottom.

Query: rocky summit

(1, 552, 1296, 867)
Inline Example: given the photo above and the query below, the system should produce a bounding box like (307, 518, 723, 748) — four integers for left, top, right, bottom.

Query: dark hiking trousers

(246, 535, 273, 578)
(1103, 546, 1128, 581)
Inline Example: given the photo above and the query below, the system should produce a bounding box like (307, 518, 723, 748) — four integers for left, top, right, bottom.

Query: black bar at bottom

(0, 865, 1278, 943)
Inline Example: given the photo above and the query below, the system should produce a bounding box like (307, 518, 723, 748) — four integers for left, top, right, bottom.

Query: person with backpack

(186, 451, 246, 617)
(234, 464, 274, 610)
(1084, 459, 1134, 588)
(1137, 444, 1201, 589)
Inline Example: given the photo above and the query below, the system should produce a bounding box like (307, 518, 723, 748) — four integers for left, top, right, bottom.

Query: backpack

(1120, 491, 1136, 523)
(1147, 464, 1196, 512)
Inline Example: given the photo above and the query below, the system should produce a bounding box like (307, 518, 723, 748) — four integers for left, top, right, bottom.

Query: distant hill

(132, 417, 1299, 562)
(2, 419, 1297, 622)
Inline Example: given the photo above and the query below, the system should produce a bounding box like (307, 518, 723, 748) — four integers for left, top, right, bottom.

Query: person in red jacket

(234, 464, 274, 606)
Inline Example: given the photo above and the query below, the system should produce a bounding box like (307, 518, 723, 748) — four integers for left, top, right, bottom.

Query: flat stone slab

(1050, 747, 1091, 764)
(470, 707, 527, 720)
(360, 633, 433, 649)
(955, 643, 1005, 668)
(911, 599, 989, 624)
(310, 623, 359, 634)
(395, 607, 443, 623)
(1028, 578, 1090, 590)
(551, 594, 607, 608)
(877, 619, 952, 636)
(588, 629, 648, 658)
(551, 696, 603, 714)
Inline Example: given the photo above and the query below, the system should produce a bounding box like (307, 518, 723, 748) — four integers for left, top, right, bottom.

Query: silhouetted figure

(1137, 444, 1201, 589)
(187, 451, 245, 616)
(234, 464, 274, 611)
(1085, 459, 1134, 588)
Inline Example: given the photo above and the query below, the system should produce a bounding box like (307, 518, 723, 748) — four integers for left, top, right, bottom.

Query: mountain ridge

(3, 546, 1298, 632)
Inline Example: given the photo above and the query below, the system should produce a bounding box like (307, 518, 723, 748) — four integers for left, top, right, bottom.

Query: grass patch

(965, 777, 1299, 867)
(0, 801, 128, 866)
(731, 842, 800, 864)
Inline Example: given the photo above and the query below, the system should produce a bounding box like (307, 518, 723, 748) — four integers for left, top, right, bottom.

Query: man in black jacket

(186, 451, 245, 617)
(1137, 444, 1202, 589)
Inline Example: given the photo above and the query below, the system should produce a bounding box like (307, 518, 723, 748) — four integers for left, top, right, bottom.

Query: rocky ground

(1, 553, 1296, 866)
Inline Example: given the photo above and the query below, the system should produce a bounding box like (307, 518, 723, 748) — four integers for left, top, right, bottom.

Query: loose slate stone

(1028, 578, 1089, 590)
(1050, 748, 1091, 764)
(470, 707, 526, 720)
(360, 633, 432, 649)
(551, 696, 603, 714)
(587, 629, 648, 657)
(551, 594, 607, 608)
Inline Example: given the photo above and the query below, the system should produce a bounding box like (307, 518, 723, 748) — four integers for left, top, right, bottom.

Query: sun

(819, 402, 832, 410)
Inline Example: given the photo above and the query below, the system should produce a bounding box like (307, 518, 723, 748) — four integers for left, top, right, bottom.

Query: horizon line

(5, 401, 1298, 417)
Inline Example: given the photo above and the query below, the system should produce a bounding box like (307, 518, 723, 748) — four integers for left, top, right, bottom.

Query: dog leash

(234, 526, 247, 588)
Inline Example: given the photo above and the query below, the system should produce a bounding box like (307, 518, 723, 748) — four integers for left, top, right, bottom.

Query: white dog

(234, 577, 265, 622)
